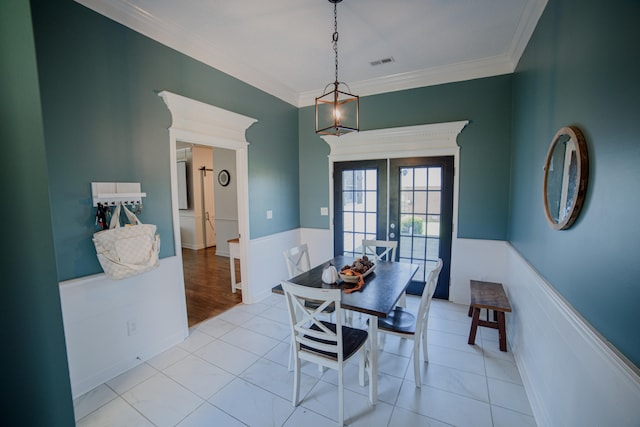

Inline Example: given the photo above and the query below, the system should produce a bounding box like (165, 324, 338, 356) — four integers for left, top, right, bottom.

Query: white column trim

(158, 91, 257, 303)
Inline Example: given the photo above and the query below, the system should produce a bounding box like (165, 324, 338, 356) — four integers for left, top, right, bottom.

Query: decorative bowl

(339, 263, 375, 283)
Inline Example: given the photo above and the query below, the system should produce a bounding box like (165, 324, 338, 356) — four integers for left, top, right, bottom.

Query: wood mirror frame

(543, 126, 589, 230)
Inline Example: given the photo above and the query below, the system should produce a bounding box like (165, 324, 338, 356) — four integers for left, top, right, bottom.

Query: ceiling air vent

(369, 57, 395, 66)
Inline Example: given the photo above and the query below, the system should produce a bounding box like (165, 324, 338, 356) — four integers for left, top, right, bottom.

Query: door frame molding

(159, 91, 257, 303)
(322, 120, 469, 252)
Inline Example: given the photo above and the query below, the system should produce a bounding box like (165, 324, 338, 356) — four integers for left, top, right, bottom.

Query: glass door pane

(391, 157, 454, 299)
(334, 160, 387, 257)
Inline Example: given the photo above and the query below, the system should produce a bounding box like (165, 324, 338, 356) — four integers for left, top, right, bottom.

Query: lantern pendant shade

(316, 82, 359, 136)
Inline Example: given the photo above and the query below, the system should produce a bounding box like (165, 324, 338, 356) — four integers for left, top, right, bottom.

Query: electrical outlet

(266, 209, 273, 219)
(127, 320, 137, 336)
(320, 207, 329, 216)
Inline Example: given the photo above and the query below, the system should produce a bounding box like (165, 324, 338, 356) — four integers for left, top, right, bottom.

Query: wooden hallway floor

(182, 246, 242, 327)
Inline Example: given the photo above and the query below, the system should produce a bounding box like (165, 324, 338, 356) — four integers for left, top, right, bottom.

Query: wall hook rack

(91, 182, 146, 207)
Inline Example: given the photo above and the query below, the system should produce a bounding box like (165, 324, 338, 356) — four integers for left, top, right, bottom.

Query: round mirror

(543, 126, 588, 230)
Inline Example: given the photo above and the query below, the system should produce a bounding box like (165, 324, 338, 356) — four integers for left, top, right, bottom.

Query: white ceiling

(76, 0, 547, 107)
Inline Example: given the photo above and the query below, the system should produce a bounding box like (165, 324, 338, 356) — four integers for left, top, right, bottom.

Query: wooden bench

(467, 280, 512, 352)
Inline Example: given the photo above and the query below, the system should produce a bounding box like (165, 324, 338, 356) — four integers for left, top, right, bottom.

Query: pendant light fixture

(315, 0, 359, 136)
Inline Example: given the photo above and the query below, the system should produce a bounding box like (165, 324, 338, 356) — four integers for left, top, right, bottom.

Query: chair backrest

(281, 281, 344, 364)
(362, 239, 397, 262)
(416, 259, 443, 332)
(283, 244, 311, 278)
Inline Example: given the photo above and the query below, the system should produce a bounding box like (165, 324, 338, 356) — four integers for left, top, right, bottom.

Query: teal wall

(299, 75, 513, 241)
(509, 0, 640, 367)
(9, 1, 638, 420)
(0, 0, 74, 424)
(30, 0, 299, 281)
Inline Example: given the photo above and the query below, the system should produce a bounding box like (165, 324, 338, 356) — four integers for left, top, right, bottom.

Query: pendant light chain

(333, 1, 339, 83)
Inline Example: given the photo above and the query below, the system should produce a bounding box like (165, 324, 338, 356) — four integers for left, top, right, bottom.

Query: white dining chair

(377, 258, 443, 387)
(361, 239, 406, 308)
(362, 239, 397, 262)
(283, 243, 335, 371)
(283, 243, 311, 277)
(281, 281, 369, 426)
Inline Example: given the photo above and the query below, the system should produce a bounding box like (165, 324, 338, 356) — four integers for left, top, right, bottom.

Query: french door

(334, 157, 454, 299)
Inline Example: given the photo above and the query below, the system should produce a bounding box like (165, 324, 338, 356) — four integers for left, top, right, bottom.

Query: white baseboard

(181, 242, 203, 250)
(215, 248, 230, 257)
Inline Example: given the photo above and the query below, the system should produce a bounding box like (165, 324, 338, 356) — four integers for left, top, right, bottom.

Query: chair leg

(338, 367, 344, 426)
(288, 340, 294, 372)
(292, 357, 301, 406)
(344, 309, 352, 326)
(422, 321, 429, 362)
(378, 330, 387, 351)
(413, 337, 421, 388)
(416, 328, 429, 363)
(358, 346, 366, 387)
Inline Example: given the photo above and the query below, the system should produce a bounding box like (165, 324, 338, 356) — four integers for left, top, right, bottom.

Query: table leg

(367, 314, 378, 405)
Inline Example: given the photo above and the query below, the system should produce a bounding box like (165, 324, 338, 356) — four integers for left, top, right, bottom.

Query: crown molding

(507, 0, 548, 69)
(76, 0, 546, 108)
(75, 0, 301, 106)
(299, 55, 514, 107)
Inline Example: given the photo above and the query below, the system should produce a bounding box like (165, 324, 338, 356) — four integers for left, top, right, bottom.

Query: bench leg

(497, 311, 507, 351)
(468, 307, 481, 345)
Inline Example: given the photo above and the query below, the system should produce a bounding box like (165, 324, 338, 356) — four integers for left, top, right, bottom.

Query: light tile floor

(74, 296, 536, 427)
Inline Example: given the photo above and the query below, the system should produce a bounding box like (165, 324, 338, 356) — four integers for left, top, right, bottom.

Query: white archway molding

(322, 121, 468, 161)
(159, 91, 257, 303)
(321, 120, 469, 300)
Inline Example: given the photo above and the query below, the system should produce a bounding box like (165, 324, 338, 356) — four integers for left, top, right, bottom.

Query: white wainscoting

(60, 228, 640, 424)
(243, 228, 302, 304)
(505, 245, 640, 427)
(178, 213, 202, 250)
(449, 238, 508, 304)
(59, 256, 188, 398)
(300, 228, 333, 267)
(241, 228, 333, 304)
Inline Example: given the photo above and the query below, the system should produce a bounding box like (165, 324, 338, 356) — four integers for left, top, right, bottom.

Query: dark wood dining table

(273, 254, 418, 404)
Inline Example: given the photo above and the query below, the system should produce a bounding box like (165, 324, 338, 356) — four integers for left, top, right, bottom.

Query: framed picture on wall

(218, 169, 230, 187)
